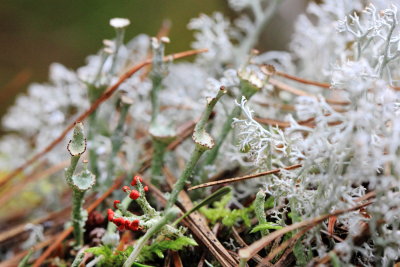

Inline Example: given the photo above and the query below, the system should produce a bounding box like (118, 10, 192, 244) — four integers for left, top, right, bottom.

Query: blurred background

(0, 0, 307, 125)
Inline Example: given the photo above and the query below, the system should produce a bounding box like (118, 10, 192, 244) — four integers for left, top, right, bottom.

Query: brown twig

(116, 231, 133, 251)
(0, 48, 207, 189)
(253, 100, 295, 111)
(269, 78, 313, 97)
(257, 226, 312, 266)
(273, 248, 295, 267)
(171, 251, 183, 267)
(149, 172, 238, 267)
(275, 70, 331, 89)
(272, 69, 400, 98)
(255, 117, 292, 128)
(328, 216, 337, 236)
(320, 229, 344, 242)
(315, 250, 338, 266)
(254, 116, 343, 129)
(232, 227, 264, 264)
(188, 164, 302, 191)
(356, 191, 376, 202)
(163, 167, 238, 267)
(268, 77, 350, 106)
(239, 200, 374, 261)
(197, 253, 207, 267)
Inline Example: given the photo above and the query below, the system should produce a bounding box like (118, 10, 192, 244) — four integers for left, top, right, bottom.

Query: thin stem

(135, 178, 158, 217)
(202, 87, 256, 169)
(379, 19, 396, 78)
(255, 190, 268, 236)
(92, 52, 108, 85)
(65, 123, 91, 247)
(110, 28, 125, 75)
(150, 75, 163, 125)
(166, 145, 205, 209)
(149, 38, 171, 185)
(239, 258, 247, 267)
(203, 104, 241, 168)
(150, 139, 168, 186)
(105, 102, 130, 186)
(87, 84, 107, 180)
(189, 163, 302, 191)
(111, 102, 130, 154)
(18, 249, 33, 267)
(167, 88, 226, 209)
(65, 156, 80, 185)
(86, 256, 104, 267)
(71, 251, 85, 267)
(87, 112, 100, 178)
(72, 189, 85, 246)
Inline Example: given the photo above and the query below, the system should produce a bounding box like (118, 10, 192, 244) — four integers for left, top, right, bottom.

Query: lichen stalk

(105, 96, 132, 186)
(202, 78, 259, 170)
(202, 102, 242, 168)
(134, 177, 158, 217)
(71, 190, 85, 246)
(71, 252, 85, 267)
(255, 190, 268, 236)
(65, 123, 95, 247)
(166, 145, 205, 210)
(166, 87, 226, 209)
(149, 37, 174, 186)
(150, 139, 168, 186)
(87, 84, 107, 180)
(65, 156, 80, 185)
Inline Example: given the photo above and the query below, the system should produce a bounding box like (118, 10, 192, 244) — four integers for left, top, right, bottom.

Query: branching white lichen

(233, 96, 295, 167)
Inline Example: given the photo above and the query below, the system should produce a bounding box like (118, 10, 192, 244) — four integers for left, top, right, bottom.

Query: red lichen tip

(113, 217, 125, 226)
(129, 219, 140, 231)
(117, 224, 125, 232)
(122, 185, 131, 192)
(113, 200, 121, 209)
(107, 209, 114, 222)
(129, 190, 140, 200)
(124, 220, 131, 229)
(131, 175, 143, 186)
(130, 177, 137, 186)
(144, 186, 149, 192)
